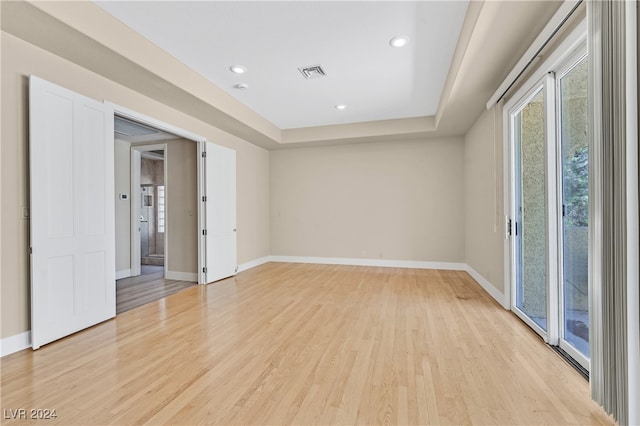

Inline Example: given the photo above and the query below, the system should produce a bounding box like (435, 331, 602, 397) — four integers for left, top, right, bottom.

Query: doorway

(114, 117, 199, 313)
(506, 42, 589, 371)
(140, 156, 165, 270)
(29, 76, 238, 347)
(129, 142, 169, 278)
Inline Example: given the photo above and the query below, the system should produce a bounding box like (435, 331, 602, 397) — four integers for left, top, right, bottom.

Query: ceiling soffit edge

(434, 0, 485, 128)
(272, 132, 463, 151)
(2, 0, 281, 147)
(29, 0, 282, 142)
(3, 0, 480, 148)
(282, 116, 437, 144)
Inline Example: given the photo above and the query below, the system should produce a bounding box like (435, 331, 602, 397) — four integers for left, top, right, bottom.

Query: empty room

(1, 0, 638, 425)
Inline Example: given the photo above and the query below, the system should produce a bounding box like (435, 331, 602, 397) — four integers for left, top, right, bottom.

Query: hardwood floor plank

(1, 263, 612, 425)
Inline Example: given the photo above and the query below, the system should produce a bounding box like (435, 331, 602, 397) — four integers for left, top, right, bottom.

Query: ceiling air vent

(298, 64, 326, 79)
(114, 117, 158, 137)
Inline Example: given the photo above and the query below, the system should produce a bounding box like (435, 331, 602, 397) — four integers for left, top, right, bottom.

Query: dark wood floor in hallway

(116, 265, 195, 314)
(1, 263, 612, 425)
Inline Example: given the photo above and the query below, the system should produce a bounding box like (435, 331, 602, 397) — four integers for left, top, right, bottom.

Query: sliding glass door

(507, 45, 589, 371)
(559, 57, 589, 364)
(514, 87, 548, 336)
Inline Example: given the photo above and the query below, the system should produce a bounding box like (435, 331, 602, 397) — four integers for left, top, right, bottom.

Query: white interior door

(29, 76, 115, 349)
(204, 142, 237, 283)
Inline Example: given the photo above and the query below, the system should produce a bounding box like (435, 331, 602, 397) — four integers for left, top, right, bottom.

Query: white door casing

(204, 142, 237, 283)
(29, 76, 115, 349)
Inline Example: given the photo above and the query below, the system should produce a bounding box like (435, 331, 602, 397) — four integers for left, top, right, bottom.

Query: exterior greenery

(564, 145, 589, 227)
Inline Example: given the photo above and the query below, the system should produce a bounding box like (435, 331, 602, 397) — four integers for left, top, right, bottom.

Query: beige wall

(464, 105, 505, 294)
(115, 139, 131, 272)
(1, 32, 270, 339)
(165, 139, 198, 275)
(270, 138, 465, 262)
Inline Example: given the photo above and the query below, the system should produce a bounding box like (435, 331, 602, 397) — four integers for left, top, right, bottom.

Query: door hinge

(203, 267, 207, 273)
(202, 229, 207, 236)
(202, 196, 207, 202)
(507, 218, 512, 237)
(562, 204, 566, 217)
(29, 247, 33, 255)
(201, 151, 207, 158)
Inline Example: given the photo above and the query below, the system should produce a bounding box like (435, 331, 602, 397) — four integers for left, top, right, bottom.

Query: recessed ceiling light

(230, 65, 247, 74)
(234, 83, 249, 90)
(335, 104, 347, 110)
(389, 36, 410, 48)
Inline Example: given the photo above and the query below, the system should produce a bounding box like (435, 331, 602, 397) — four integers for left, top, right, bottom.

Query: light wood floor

(1, 263, 612, 425)
(116, 265, 195, 314)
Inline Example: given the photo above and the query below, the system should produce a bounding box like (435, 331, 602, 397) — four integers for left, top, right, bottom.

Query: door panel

(204, 142, 237, 283)
(514, 88, 548, 333)
(30, 76, 115, 349)
(559, 57, 590, 360)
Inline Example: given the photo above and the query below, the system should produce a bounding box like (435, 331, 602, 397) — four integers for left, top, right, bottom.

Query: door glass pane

(515, 88, 547, 331)
(560, 58, 589, 357)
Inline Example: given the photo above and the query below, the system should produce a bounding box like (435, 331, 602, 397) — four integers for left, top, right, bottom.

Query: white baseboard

(268, 255, 466, 271)
(1, 331, 31, 357)
(115, 269, 132, 280)
(464, 265, 508, 309)
(237, 256, 271, 273)
(165, 271, 198, 282)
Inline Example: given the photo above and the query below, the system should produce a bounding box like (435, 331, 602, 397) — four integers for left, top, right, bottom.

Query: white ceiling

(94, 1, 468, 130)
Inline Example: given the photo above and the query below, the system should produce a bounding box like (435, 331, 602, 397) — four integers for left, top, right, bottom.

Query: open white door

(29, 76, 115, 349)
(204, 142, 237, 283)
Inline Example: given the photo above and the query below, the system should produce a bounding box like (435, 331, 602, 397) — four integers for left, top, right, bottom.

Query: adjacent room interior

(114, 117, 200, 313)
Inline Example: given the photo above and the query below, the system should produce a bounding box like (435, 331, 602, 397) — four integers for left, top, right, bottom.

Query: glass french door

(509, 50, 589, 370)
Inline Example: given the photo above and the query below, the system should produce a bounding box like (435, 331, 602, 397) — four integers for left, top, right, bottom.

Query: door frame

(130, 143, 168, 278)
(108, 103, 207, 284)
